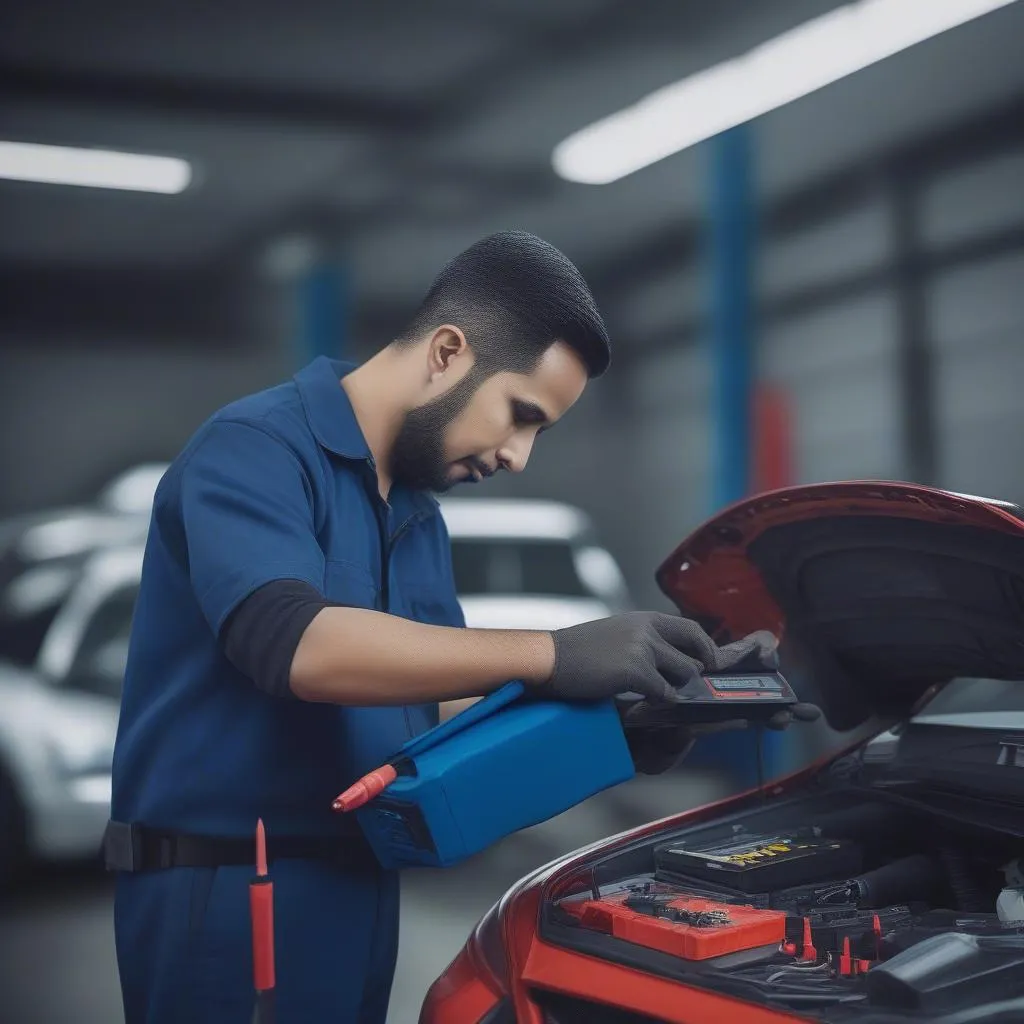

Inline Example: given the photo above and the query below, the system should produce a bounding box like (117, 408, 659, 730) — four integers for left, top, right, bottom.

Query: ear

(427, 325, 469, 379)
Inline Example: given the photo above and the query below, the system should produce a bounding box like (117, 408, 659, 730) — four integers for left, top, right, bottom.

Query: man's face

(390, 340, 588, 493)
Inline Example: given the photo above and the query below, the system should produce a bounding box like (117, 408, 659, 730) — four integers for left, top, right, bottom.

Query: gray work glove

(538, 613, 780, 704)
(621, 632, 821, 774)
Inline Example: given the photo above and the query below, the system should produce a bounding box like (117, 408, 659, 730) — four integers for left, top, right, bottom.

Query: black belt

(103, 820, 377, 873)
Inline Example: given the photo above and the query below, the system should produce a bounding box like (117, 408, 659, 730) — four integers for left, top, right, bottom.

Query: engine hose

(940, 847, 989, 913)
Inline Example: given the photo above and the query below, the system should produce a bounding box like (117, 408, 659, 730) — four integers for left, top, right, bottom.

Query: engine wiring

(765, 958, 834, 983)
(544, 803, 1024, 1016)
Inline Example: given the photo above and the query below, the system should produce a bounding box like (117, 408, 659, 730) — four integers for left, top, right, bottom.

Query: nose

(496, 434, 535, 474)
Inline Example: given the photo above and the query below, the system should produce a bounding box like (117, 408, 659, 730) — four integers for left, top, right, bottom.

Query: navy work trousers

(114, 859, 400, 1023)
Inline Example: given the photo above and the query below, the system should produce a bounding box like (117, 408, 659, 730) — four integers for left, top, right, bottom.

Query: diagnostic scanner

(618, 670, 820, 729)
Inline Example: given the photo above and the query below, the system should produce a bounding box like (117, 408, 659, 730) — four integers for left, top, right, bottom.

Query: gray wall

(0, 337, 289, 515)
(491, 142, 1024, 609)
(1, 145, 1022, 612)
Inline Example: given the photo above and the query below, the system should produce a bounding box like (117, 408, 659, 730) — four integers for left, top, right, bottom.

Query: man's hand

(535, 613, 779, 704)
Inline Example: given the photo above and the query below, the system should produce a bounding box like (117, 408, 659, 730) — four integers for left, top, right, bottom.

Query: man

(107, 231, 777, 1023)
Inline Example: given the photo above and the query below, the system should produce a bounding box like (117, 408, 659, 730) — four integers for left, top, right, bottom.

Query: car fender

(0, 670, 62, 849)
(0, 668, 118, 855)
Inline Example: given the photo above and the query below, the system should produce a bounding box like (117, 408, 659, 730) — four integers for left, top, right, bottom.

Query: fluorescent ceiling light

(554, 0, 1019, 184)
(0, 141, 192, 193)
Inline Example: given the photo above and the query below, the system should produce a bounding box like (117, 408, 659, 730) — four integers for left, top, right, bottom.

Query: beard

(389, 368, 486, 493)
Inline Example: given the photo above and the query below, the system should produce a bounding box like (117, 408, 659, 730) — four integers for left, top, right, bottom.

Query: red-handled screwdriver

(250, 818, 276, 1024)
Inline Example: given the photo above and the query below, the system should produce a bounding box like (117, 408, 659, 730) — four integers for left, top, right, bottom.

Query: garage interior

(1, 1, 1023, 1021)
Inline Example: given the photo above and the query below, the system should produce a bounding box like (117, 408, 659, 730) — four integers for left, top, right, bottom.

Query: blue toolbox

(335, 682, 634, 870)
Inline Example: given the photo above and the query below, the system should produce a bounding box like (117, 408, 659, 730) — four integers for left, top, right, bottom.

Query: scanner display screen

(705, 674, 786, 695)
(708, 676, 781, 690)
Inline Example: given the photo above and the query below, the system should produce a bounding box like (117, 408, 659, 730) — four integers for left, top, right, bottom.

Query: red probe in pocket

(250, 818, 276, 1024)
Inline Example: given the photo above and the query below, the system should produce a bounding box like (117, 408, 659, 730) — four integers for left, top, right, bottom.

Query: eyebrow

(512, 399, 552, 431)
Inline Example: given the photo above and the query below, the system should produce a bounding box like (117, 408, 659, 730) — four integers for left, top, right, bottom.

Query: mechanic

(105, 231, 778, 1024)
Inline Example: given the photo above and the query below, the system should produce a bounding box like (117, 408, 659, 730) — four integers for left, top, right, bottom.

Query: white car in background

(436, 497, 632, 719)
(0, 490, 630, 875)
(0, 547, 141, 879)
(0, 464, 160, 667)
(438, 497, 631, 629)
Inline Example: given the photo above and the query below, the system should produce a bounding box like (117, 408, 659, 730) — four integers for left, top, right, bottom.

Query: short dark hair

(395, 231, 610, 377)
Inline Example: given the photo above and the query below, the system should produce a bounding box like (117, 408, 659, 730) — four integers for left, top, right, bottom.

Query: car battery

(655, 856, 941, 915)
(570, 891, 788, 961)
(654, 828, 863, 894)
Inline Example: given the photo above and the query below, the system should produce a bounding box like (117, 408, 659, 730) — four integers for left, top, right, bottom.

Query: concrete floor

(0, 771, 730, 1024)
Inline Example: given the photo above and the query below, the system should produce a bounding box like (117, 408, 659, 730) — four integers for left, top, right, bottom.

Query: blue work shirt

(111, 356, 465, 838)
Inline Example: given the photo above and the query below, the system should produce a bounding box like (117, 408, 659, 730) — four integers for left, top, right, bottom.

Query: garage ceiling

(1, 0, 1023, 347)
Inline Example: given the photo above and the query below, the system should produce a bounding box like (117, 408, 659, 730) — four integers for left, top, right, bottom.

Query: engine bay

(541, 791, 1024, 1021)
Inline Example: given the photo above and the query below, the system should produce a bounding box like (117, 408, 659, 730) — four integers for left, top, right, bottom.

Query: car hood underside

(655, 482, 1024, 729)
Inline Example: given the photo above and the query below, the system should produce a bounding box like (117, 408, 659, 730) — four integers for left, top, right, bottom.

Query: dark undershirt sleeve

(221, 579, 329, 699)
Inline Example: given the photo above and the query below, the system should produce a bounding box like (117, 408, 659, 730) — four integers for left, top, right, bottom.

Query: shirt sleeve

(222, 579, 328, 699)
(179, 419, 326, 637)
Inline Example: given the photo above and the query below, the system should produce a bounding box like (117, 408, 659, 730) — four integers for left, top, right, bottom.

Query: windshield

(449, 538, 590, 598)
(0, 603, 63, 667)
(62, 583, 139, 700)
(0, 560, 87, 666)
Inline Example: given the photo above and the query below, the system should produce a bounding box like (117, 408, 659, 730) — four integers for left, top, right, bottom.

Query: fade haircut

(394, 231, 610, 378)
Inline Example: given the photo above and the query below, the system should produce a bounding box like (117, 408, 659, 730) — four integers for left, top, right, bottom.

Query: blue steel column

(701, 125, 781, 786)
(710, 127, 753, 511)
(298, 260, 348, 364)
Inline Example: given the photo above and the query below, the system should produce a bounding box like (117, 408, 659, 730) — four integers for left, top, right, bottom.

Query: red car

(421, 481, 1024, 1024)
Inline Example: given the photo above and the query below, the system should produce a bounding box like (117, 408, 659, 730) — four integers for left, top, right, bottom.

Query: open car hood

(656, 482, 1024, 730)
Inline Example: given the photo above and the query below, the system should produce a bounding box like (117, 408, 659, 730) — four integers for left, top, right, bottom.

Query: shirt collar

(294, 355, 439, 517)
(294, 356, 370, 461)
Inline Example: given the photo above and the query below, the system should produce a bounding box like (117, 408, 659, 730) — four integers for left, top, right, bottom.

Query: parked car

(438, 497, 632, 630)
(0, 465, 160, 666)
(435, 497, 631, 720)
(0, 483, 627, 666)
(421, 481, 1024, 1024)
(0, 546, 141, 879)
(0, 490, 628, 873)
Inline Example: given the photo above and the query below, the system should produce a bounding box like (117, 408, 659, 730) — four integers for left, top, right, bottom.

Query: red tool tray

(568, 892, 787, 961)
